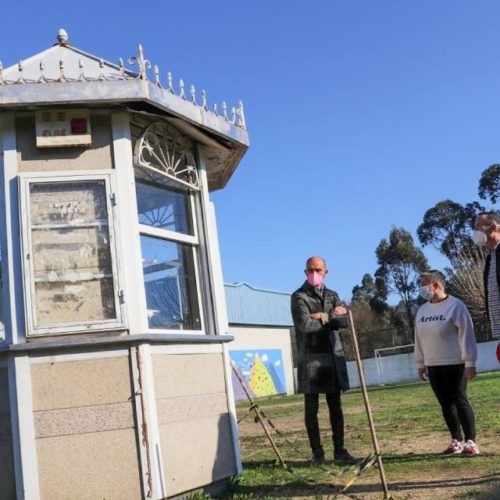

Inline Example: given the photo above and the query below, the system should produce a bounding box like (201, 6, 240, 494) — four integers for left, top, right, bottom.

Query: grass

(226, 370, 500, 499)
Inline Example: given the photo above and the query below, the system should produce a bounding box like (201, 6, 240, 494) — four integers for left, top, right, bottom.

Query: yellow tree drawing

(249, 355, 277, 397)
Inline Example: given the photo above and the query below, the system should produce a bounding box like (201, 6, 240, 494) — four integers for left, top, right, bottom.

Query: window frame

(136, 178, 207, 334)
(19, 170, 126, 337)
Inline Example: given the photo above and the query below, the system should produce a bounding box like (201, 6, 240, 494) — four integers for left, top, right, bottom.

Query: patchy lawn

(231, 370, 500, 499)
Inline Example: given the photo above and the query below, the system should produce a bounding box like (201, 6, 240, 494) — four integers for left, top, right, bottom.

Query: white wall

(227, 325, 499, 394)
(227, 326, 295, 395)
(347, 340, 500, 388)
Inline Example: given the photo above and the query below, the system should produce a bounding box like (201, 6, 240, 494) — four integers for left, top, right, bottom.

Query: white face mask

(471, 230, 487, 247)
(419, 286, 434, 301)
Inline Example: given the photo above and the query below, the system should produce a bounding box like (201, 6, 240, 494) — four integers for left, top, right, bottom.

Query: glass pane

(29, 181, 117, 326)
(140, 235, 201, 330)
(135, 180, 193, 234)
(30, 182, 108, 224)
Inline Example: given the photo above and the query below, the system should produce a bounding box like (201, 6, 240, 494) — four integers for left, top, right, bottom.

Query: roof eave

(0, 80, 248, 191)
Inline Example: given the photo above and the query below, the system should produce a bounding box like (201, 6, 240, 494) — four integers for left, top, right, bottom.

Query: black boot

(334, 448, 358, 465)
(311, 447, 325, 466)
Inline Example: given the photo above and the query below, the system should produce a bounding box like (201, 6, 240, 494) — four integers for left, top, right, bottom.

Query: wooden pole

(231, 363, 288, 468)
(347, 309, 391, 499)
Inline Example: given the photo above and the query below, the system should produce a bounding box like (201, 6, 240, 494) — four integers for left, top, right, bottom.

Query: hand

(465, 367, 476, 381)
(418, 368, 428, 381)
(310, 312, 329, 324)
(333, 306, 347, 315)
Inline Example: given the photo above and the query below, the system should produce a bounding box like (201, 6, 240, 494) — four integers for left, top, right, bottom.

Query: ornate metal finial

(154, 65, 161, 86)
(222, 101, 228, 120)
(212, 103, 218, 116)
(179, 79, 185, 99)
(57, 29, 69, 45)
(167, 72, 174, 93)
(118, 58, 125, 78)
(17, 61, 25, 83)
(128, 44, 151, 80)
(77, 59, 85, 81)
(37, 61, 47, 83)
(59, 59, 66, 81)
(201, 90, 208, 110)
(237, 100, 246, 128)
(190, 84, 196, 104)
(97, 58, 105, 80)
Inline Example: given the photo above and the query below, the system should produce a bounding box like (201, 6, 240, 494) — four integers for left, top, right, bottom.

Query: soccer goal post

(374, 344, 415, 385)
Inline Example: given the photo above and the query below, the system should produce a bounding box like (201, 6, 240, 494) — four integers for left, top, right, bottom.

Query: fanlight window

(134, 122, 199, 190)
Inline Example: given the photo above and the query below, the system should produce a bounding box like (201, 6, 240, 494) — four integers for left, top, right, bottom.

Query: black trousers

(427, 364, 476, 442)
(304, 388, 344, 455)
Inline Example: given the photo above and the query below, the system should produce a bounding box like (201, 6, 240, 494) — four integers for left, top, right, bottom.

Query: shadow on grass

(379, 472, 500, 496)
(232, 457, 500, 499)
(230, 473, 500, 498)
(382, 451, 497, 463)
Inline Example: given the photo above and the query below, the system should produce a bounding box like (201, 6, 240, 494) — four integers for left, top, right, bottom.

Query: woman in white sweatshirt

(414, 269, 479, 457)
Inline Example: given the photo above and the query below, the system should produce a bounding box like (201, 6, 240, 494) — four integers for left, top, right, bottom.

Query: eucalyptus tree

(351, 273, 388, 314)
(375, 226, 428, 342)
(446, 244, 486, 325)
(417, 200, 484, 261)
(478, 164, 500, 205)
(348, 273, 394, 358)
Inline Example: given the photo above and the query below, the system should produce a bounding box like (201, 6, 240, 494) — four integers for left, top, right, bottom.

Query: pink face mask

(307, 271, 324, 287)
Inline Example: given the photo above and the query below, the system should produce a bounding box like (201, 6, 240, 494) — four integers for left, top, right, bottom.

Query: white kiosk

(0, 29, 248, 499)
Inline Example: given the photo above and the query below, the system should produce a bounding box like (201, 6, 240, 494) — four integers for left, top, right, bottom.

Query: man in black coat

(473, 212, 500, 350)
(291, 256, 356, 465)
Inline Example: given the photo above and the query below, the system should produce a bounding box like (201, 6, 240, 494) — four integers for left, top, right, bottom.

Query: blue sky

(2, 1, 499, 301)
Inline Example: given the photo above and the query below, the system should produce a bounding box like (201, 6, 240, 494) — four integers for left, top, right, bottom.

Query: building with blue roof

(224, 282, 293, 327)
(224, 283, 296, 400)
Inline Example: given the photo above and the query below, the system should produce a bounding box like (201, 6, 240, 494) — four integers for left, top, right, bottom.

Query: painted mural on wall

(230, 349, 286, 401)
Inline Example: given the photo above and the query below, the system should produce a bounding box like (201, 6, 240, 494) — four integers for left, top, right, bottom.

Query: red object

(496, 342, 500, 363)
(71, 118, 87, 134)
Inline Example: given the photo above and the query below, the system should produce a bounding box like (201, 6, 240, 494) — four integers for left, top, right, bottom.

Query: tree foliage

(443, 262, 491, 341)
(416, 199, 484, 260)
(375, 226, 428, 342)
(446, 244, 489, 338)
(351, 273, 388, 314)
(347, 273, 396, 358)
(415, 167, 493, 338)
(478, 164, 500, 205)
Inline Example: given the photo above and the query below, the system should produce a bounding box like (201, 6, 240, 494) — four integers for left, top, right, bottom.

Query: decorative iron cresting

(134, 122, 200, 190)
(0, 30, 246, 130)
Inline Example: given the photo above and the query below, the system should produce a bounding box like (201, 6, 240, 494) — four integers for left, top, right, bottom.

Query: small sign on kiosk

(36, 109, 92, 147)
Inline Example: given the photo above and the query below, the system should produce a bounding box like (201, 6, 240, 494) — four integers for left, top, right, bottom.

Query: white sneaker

(461, 440, 480, 457)
(443, 439, 463, 455)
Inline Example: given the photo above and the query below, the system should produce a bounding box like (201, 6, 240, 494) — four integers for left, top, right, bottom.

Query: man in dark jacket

(291, 256, 356, 465)
(473, 212, 500, 348)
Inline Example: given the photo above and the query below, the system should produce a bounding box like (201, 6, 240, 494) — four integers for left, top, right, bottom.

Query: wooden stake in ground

(347, 309, 392, 500)
(230, 362, 288, 468)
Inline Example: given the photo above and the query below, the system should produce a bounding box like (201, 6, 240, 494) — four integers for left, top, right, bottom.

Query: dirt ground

(237, 401, 500, 499)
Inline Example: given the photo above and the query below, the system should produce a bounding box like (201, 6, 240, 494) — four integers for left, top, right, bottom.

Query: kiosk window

(135, 169, 202, 331)
(20, 173, 124, 336)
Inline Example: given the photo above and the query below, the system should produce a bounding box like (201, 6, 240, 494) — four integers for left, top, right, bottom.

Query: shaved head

(306, 256, 327, 269)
